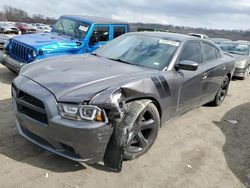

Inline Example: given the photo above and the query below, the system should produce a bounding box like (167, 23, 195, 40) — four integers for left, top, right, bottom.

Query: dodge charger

(12, 32, 235, 171)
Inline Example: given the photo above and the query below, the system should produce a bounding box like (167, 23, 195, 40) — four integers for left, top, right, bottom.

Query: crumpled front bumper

(12, 76, 113, 164)
(0, 51, 23, 73)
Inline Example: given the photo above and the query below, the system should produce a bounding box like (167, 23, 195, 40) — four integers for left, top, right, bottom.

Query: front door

(175, 41, 204, 113)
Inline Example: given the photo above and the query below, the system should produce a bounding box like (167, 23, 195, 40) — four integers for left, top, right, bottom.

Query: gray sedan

(12, 32, 235, 172)
(220, 41, 250, 80)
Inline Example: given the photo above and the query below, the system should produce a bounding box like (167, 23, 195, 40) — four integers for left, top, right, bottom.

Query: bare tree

(4, 5, 29, 22)
(1, 5, 56, 25)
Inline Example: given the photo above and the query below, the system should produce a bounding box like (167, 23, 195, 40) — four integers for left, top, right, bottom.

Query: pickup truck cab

(0, 15, 128, 73)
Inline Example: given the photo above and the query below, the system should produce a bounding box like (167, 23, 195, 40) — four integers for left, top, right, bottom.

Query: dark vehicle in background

(12, 32, 235, 171)
(1, 15, 128, 73)
(219, 41, 250, 79)
(15, 22, 37, 34)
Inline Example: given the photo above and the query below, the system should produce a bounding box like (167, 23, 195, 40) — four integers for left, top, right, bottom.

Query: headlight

(58, 103, 105, 122)
(31, 50, 37, 58)
(235, 60, 246, 68)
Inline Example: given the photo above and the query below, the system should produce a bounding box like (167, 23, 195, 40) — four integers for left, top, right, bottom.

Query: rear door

(199, 42, 225, 104)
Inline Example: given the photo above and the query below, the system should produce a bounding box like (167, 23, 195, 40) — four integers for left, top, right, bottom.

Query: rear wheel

(211, 76, 230, 106)
(124, 102, 160, 160)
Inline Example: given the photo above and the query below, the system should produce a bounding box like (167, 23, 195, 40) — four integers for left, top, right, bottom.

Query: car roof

(129, 32, 202, 42)
(61, 15, 128, 24)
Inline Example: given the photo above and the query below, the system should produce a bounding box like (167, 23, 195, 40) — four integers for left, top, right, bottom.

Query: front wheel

(124, 102, 160, 160)
(211, 76, 230, 106)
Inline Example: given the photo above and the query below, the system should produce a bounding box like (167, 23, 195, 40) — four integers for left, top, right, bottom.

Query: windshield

(53, 18, 90, 40)
(93, 34, 179, 70)
(220, 43, 249, 55)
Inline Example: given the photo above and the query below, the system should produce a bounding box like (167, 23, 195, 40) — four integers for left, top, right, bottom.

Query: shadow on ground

(0, 98, 86, 173)
(0, 66, 16, 85)
(214, 102, 250, 187)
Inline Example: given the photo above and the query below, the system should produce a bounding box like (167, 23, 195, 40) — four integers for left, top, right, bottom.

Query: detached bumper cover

(0, 53, 23, 73)
(12, 76, 113, 164)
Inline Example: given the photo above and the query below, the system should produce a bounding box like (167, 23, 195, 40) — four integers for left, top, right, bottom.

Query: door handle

(202, 73, 208, 80)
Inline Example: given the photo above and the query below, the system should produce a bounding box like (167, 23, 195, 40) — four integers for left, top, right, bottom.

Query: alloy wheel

(126, 108, 157, 154)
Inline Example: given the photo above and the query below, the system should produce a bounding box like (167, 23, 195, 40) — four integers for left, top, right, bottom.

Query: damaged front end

(88, 88, 153, 172)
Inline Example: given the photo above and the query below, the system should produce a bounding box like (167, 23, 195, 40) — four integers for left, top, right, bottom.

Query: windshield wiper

(227, 51, 243, 55)
(91, 52, 101, 57)
(106, 57, 134, 65)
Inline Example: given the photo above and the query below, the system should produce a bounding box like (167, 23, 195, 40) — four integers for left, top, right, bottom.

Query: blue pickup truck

(0, 15, 129, 73)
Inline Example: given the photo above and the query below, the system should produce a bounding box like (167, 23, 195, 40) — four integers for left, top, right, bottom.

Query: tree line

(0, 5, 56, 25)
(130, 23, 250, 41)
(0, 5, 249, 40)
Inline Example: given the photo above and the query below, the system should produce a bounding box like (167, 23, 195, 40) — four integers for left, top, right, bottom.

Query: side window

(92, 26, 109, 42)
(113, 26, 126, 38)
(203, 43, 217, 62)
(179, 42, 203, 64)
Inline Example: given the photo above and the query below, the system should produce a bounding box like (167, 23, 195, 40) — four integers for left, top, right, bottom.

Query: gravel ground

(0, 64, 249, 188)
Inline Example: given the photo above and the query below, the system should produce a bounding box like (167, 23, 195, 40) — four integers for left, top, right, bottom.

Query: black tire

(211, 76, 230, 106)
(124, 102, 160, 160)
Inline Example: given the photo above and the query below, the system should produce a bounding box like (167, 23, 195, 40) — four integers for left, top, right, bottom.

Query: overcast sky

(1, 0, 250, 30)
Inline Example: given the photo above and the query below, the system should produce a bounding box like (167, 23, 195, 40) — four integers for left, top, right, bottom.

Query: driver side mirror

(177, 60, 199, 71)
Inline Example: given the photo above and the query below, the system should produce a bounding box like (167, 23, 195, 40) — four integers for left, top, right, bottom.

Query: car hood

(20, 54, 156, 102)
(229, 53, 249, 62)
(11, 33, 82, 53)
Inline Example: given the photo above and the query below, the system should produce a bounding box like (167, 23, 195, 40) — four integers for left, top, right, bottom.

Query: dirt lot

(0, 64, 249, 188)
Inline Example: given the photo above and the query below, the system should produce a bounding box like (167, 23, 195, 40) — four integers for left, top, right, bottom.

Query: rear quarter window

(113, 26, 126, 38)
(179, 42, 203, 64)
(203, 43, 219, 62)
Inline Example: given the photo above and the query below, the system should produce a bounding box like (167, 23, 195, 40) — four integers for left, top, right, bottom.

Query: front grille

(13, 84, 48, 124)
(18, 90, 45, 109)
(17, 105, 48, 124)
(9, 40, 32, 62)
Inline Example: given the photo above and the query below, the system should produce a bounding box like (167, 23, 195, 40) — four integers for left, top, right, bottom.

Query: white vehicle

(0, 22, 21, 35)
(36, 25, 51, 33)
(237, 40, 250, 44)
(188, 33, 209, 39)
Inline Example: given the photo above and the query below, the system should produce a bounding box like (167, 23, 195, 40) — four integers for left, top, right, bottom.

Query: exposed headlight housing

(58, 103, 105, 122)
(235, 60, 247, 68)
